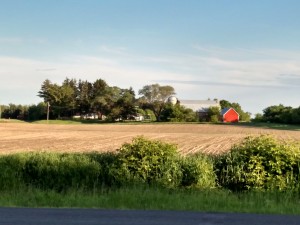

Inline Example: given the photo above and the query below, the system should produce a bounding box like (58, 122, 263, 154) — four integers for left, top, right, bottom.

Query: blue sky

(1, 0, 300, 115)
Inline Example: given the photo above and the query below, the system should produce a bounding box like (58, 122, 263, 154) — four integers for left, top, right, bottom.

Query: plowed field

(1, 123, 300, 155)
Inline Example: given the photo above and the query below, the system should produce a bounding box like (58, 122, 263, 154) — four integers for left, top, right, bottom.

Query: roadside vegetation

(0, 135, 300, 214)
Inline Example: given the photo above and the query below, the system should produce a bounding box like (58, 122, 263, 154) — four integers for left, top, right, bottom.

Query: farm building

(179, 99, 220, 112)
(169, 97, 220, 121)
(221, 107, 239, 123)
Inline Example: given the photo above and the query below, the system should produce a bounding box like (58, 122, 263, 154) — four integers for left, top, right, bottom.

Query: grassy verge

(31, 119, 104, 125)
(231, 122, 300, 131)
(30, 119, 156, 125)
(0, 186, 300, 215)
(0, 119, 26, 123)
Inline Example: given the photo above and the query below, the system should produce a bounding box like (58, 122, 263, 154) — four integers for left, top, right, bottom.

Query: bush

(115, 137, 216, 189)
(210, 115, 219, 123)
(180, 154, 216, 189)
(215, 135, 300, 191)
(22, 153, 100, 191)
(160, 104, 198, 122)
(116, 136, 181, 187)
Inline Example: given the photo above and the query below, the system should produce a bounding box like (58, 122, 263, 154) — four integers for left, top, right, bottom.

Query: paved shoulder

(0, 207, 299, 225)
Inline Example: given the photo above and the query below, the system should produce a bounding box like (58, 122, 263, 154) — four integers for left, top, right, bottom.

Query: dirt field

(1, 123, 300, 155)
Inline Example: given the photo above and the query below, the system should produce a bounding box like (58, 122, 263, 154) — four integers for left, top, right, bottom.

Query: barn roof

(221, 107, 239, 116)
(180, 100, 220, 112)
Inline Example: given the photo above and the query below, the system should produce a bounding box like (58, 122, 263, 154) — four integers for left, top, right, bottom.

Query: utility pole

(47, 102, 50, 122)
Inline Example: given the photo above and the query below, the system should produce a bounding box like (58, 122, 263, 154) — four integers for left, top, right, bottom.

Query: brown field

(1, 122, 300, 155)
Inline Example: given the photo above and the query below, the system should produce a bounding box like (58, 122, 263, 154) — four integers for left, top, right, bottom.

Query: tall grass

(0, 186, 300, 215)
(0, 153, 101, 191)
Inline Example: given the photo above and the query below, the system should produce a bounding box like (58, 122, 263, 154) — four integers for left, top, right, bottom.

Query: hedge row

(0, 135, 300, 192)
(0, 137, 216, 191)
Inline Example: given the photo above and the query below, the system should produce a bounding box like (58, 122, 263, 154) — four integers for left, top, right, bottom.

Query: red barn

(221, 108, 239, 123)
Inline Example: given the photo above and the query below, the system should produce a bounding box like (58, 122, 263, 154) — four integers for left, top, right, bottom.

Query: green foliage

(160, 103, 198, 122)
(2, 135, 300, 196)
(116, 136, 180, 187)
(28, 102, 47, 120)
(22, 153, 100, 191)
(1, 104, 28, 120)
(87, 152, 120, 186)
(252, 113, 264, 122)
(215, 135, 300, 191)
(1, 186, 300, 215)
(115, 137, 215, 189)
(138, 84, 175, 121)
(37, 78, 138, 121)
(210, 115, 219, 122)
(0, 153, 101, 191)
(0, 154, 27, 190)
(106, 87, 136, 121)
(206, 106, 220, 122)
(180, 154, 216, 188)
(261, 104, 300, 125)
(263, 104, 287, 123)
(144, 109, 157, 121)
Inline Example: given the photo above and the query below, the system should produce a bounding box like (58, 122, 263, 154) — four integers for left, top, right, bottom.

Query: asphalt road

(0, 207, 299, 225)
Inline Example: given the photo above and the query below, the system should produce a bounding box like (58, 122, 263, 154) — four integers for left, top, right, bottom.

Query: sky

(1, 0, 300, 115)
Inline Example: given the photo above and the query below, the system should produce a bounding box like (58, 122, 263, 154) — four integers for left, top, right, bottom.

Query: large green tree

(38, 78, 77, 118)
(77, 80, 93, 115)
(90, 79, 110, 119)
(207, 106, 221, 122)
(28, 102, 47, 120)
(1, 104, 28, 120)
(160, 103, 198, 122)
(138, 84, 175, 121)
(262, 104, 293, 123)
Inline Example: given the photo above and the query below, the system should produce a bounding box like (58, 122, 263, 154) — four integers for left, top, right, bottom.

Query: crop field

(1, 122, 300, 155)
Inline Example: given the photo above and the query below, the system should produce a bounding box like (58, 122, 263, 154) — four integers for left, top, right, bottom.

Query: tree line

(254, 104, 300, 124)
(0, 78, 185, 122)
(1, 77, 252, 122)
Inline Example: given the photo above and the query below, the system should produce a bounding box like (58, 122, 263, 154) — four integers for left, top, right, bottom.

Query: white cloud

(1, 45, 300, 113)
(164, 46, 300, 88)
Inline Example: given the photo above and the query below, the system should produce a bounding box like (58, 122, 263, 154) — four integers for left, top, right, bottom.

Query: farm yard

(1, 122, 300, 155)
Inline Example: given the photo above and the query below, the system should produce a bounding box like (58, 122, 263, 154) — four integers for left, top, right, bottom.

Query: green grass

(0, 119, 26, 123)
(242, 122, 300, 131)
(0, 186, 299, 215)
(213, 121, 300, 131)
(30, 119, 103, 124)
(30, 119, 155, 125)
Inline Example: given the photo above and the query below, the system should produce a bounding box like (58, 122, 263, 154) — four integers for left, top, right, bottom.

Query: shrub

(180, 154, 216, 189)
(22, 153, 100, 191)
(116, 136, 181, 187)
(210, 115, 219, 123)
(215, 135, 300, 191)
